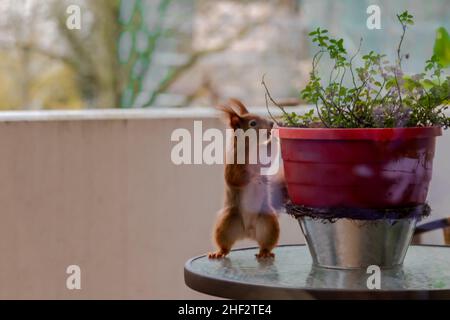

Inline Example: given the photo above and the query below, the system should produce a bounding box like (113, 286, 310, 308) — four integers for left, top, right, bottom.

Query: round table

(184, 244, 450, 299)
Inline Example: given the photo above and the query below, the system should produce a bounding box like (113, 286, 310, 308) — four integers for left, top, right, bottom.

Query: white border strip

(0, 106, 311, 122)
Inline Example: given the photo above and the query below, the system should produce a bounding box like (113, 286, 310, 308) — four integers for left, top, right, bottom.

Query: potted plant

(265, 11, 450, 269)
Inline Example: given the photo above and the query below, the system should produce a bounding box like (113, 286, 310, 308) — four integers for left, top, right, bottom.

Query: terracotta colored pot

(279, 127, 442, 209)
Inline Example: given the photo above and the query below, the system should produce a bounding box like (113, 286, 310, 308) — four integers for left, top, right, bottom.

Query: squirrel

(208, 99, 281, 259)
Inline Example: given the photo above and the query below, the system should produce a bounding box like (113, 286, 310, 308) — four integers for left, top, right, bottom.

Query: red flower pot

(279, 127, 442, 209)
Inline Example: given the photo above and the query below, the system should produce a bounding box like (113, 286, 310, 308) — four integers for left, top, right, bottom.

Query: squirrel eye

(249, 120, 257, 127)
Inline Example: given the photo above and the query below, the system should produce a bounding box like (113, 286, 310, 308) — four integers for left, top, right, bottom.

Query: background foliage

(0, 0, 449, 110)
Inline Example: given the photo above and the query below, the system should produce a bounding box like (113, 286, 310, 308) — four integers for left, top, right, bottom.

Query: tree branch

(143, 17, 269, 107)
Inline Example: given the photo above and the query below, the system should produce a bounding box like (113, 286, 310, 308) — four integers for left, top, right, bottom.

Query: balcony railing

(0, 108, 447, 299)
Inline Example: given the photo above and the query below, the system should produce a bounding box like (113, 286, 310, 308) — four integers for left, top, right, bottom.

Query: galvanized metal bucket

(298, 216, 418, 270)
(306, 265, 407, 289)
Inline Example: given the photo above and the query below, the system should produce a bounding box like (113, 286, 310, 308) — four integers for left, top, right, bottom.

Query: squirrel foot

(255, 250, 275, 259)
(208, 251, 229, 259)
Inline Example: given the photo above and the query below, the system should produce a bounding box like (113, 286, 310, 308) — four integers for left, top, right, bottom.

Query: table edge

(184, 244, 450, 300)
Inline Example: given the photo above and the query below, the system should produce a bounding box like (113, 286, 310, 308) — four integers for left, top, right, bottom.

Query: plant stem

(397, 26, 406, 68)
(264, 93, 281, 126)
(261, 75, 296, 126)
(394, 15, 407, 108)
(349, 38, 363, 90)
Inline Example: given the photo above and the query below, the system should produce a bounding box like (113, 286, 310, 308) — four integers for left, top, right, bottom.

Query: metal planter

(298, 216, 418, 270)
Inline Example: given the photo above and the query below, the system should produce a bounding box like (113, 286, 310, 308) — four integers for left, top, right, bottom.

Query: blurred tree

(49, 0, 122, 108)
(0, 52, 21, 109)
(118, 0, 291, 108)
(31, 65, 83, 110)
(118, 0, 175, 108)
(0, 0, 305, 109)
(1, 0, 446, 110)
(0, 0, 48, 109)
(0, 0, 122, 109)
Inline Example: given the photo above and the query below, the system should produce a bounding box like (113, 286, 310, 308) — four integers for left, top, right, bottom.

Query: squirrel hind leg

(209, 211, 244, 259)
(255, 213, 280, 259)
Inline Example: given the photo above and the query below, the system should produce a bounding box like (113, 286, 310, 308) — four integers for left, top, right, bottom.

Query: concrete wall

(0, 108, 447, 299)
(0, 108, 302, 299)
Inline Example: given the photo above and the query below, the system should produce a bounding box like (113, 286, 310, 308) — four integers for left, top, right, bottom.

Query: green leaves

(403, 77, 422, 91)
(397, 11, 414, 26)
(310, 28, 329, 47)
(422, 79, 436, 89)
(282, 109, 319, 128)
(433, 27, 450, 68)
(291, 11, 450, 129)
(426, 54, 444, 80)
(309, 28, 347, 65)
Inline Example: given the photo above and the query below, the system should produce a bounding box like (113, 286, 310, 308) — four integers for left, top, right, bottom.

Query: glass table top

(185, 245, 450, 298)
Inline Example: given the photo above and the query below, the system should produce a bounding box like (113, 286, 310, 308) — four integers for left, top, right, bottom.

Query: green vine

(271, 11, 450, 129)
(118, 0, 172, 108)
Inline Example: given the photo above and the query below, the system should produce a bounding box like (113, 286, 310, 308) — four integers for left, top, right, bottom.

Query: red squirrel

(208, 99, 281, 259)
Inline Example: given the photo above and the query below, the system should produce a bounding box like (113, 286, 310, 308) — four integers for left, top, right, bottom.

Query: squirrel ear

(216, 104, 242, 129)
(228, 98, 249, 115)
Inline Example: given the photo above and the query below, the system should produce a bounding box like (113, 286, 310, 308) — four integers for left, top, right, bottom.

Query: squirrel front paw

(208, 251, 229, 259)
